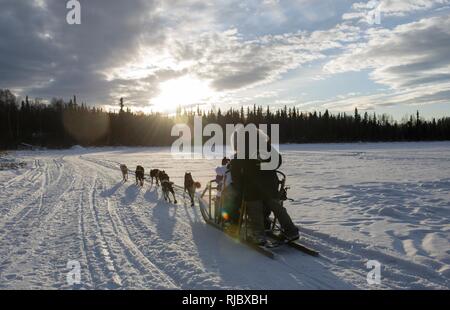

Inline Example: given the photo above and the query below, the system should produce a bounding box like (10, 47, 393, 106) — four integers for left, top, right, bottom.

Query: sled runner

(197, 193, 276, 258)
(197, 171, 319, 258)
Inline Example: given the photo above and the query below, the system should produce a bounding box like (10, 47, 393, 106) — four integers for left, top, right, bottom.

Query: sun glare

(151, 76, 214, 112)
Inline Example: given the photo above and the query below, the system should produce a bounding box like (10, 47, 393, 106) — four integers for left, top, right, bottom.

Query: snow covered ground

(0, 142, 449, 289)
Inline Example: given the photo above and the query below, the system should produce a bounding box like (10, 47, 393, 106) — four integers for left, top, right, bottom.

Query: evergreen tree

(1, 88, 449, 149)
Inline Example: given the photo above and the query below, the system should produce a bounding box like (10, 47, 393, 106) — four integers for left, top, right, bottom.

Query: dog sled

(197, 171, 319, 259)
(113, 161, 317, 258)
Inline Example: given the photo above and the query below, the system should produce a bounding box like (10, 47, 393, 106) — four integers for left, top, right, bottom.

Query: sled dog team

(118, 128, 301, 245)
(118, 152, 299, 246)
(119, 164, 199, 206)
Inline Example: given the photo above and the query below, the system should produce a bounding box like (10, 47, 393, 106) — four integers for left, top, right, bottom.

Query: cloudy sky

(1, 0, 450, 119)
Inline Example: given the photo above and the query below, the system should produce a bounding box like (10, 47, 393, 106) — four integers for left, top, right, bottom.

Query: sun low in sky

(1, 0, 450, 119)
(151, 76, 215, 112)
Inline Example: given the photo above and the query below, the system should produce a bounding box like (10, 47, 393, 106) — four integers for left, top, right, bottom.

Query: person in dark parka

(230, 130, 299, 244)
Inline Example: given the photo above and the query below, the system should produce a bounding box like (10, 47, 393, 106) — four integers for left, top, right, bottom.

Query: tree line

(1, 89, 449, 149)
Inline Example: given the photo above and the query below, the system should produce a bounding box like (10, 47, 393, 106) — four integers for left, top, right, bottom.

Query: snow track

(1, 144, 449, 289)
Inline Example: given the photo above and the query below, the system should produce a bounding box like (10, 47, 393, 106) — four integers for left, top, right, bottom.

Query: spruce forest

(1, 89, 449, 149)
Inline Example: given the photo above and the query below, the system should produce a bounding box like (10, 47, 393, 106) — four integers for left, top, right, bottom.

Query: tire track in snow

(81, 156, 220, 288)
(0, 159, 46, 222)
(0, 158, 66, 251)
(78, 188, 97, 289)
(0, 159, 39, 189)
(0, 155, 65, 229)
(82, 176, 123, 289)
(80, 155, 343, 289)
(105, 199, 179, 289)
(79, 159, 172, 289)
(117, 172, 318, 289)
(150, 188, 344, 289)
(77, 156, 181, 289)
(81, 156, 226, 288)
(298, 227, 449, 289)
(0, 160, 49, 245)
(0, 175, 80, 288)
(0, 156, 85, 288)
(79, 155, 369, 289)
(118, 199, 238, 289)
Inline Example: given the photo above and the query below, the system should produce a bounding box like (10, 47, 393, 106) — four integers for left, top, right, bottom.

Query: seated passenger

(229, 129, 299, 245)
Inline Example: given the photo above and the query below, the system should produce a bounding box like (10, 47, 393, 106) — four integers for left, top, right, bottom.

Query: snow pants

(245, 201, 265, 238)
(263, 199, 298, 235)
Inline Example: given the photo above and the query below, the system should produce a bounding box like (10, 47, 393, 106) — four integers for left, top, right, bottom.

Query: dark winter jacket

(230, 158, 260, 201)
(230, 153, 282, 201)
(258, 153, 282, 200)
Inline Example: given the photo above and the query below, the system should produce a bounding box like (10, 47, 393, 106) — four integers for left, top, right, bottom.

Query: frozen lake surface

(0, 142, 449, 289)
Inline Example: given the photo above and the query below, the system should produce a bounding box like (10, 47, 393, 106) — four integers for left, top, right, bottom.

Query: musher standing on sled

(230, 129, 299, 245)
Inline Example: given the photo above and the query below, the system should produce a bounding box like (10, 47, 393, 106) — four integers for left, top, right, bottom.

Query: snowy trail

(75, 157, 178, 289)
(79, 155, 352, 289)
(0, 143, 449, 289)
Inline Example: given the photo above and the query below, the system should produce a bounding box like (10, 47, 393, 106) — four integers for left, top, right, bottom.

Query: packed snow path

(0, 143, 449, 289)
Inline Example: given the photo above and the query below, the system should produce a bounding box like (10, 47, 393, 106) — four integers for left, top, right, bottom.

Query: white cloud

(323, 15, 450, 108)
(2, 0, 449, 114)
(303, 81, 450, 113)
(99, 21, 361, 110)
(343, 0, 450, 23)
(380, 0, 450, 16)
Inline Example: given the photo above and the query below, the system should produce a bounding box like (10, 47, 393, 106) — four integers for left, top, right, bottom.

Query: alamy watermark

(366, 260, 381, 285)
(66, 0, 81, 25)
(66, 260, 81, 286)
(171, 116, 280, 170)
(366, 0, 382, 25)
